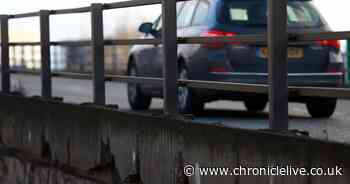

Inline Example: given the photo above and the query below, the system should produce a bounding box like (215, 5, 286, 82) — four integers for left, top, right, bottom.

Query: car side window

(192, 0, 210, 26)
(152, 2, 185, 31)
(177, 2, 185, 16)
(177, 0, 198, 28)
(153, 16, 162, 31)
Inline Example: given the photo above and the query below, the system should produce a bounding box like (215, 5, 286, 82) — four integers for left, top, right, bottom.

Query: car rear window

(219, 0, 323, 28)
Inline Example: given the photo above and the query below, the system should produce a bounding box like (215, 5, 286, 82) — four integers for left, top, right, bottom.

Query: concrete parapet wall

(0, 147, 106, 184)
(0, 94, 349, 184)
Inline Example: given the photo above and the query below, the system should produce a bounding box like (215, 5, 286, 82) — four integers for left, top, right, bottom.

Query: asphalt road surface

(3, 74, 350, 144)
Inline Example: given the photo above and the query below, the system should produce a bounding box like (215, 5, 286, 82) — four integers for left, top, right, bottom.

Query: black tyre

(306, 97, 337, 118)
(244, 96, 268, 112)
(127, 62, 152, 110)
(178, 64, 204, 114)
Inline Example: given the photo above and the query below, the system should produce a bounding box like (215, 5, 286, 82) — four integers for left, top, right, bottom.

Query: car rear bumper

(208, 72, 344, 87)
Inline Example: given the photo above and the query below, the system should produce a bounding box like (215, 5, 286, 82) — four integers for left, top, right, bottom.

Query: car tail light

(208, 66, 229, 73)
(201, 30, 238, 48)
(315, 40, 340, 49)
(327, 68, 343, 74)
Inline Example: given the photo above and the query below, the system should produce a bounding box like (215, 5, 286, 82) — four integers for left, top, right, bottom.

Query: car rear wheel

(306, 97, 337, 118)
(178, 64, 204, 114)
(244, 96, 268, 112)
(127, 63, 152, 110)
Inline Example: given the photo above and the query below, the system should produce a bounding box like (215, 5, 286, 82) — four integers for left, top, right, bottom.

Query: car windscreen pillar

(91, 3, 106, 105)
(40, 10, 52, 98)
(162, 0, 178, 115)
(0, 15, 10, 93)
(267, 0, 289, 131)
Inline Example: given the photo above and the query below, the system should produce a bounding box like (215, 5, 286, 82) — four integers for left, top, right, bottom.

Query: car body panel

(128, 0, 344, 101)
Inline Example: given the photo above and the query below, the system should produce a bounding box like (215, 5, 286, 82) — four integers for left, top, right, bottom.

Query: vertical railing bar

(347, 39, 350, 85)
(268, 0, 289, 130)
(10, 46, 15, 68)
(91, 3, 106, 105)
(40, 10, 52, 98)
(0, 15, 10, 93)
(162, 0, 178, 114)
(20, 45, 25, 69)
(31, 45, 35, 68)
(12, 46, 16, 67)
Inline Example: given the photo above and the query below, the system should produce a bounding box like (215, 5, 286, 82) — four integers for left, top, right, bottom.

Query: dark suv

(127, 0, 344, 118)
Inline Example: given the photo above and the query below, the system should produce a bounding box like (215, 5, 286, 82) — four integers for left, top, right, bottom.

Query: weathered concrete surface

(0, 94, 349, 184)
(0, 147, 106, 184)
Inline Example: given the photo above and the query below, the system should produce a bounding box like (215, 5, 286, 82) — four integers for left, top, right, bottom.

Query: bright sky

(0, 0, 349, 43)
(0, 0, 161, 41)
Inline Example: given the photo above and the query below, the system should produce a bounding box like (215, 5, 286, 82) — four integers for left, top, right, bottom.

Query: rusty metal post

(1, 15, 10, 93)
(268, 0, 289, 130)
(40, 10, 52, 98)
(91, 3, 106, 105)
(162, 0, 178, 114)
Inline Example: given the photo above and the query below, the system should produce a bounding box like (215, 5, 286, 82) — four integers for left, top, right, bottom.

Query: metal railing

(1, 0, 350, 131)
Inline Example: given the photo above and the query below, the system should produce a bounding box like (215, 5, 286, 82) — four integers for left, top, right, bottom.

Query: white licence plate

(259, 47, 304, 59)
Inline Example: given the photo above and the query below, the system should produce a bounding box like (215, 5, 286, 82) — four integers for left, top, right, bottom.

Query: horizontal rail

(10, 70, 92, 80)
(52, 71, 91, 80)
(10, 70, 350, 99)
(106, 74, 163, 85)
(104, 0, 162, 10)
(8, 32, 350, 48)
(292, 31, 350, 41)
(9, 12, 39, 19)
(179, 80, 350, 99)
(291, 86, 350, 99)
(51, 7, 91, 15)
(11, 69, 40, 75)
(7, 35, 265, 47)
(8, 0, 166, 19)
(7, 39, 160, 47)
(9, 42, 40, 46)
(179, 34, 267, 44)
(104, 39, 161, 45)
(180, 79, 350, 99)
(178, 79, 268, 93)
(51, 41, 91, 47)
(8, 41, 90, 47)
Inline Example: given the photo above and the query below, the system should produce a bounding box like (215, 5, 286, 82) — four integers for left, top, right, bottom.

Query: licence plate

(259, 47, 304, 59)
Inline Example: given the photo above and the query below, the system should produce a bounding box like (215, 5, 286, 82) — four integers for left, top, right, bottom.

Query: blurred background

(1, 0, 349, 75)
